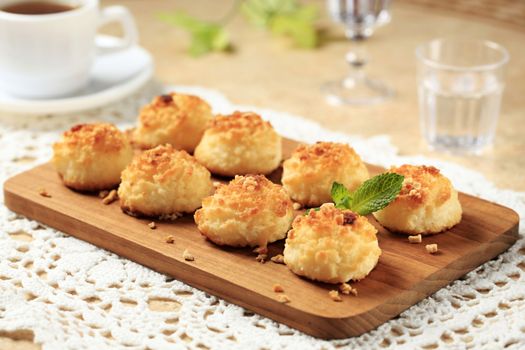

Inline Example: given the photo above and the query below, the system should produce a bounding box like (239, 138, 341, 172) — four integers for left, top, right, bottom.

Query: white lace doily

(0, 83, 524, 350)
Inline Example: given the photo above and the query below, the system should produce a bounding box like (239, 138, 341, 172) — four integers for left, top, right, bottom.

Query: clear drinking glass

(323, 0, 394, 105)
(416, 39, 509, 154)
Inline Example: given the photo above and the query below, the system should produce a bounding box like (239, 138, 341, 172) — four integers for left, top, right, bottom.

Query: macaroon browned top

(390, 165, 452, 208)
(125, 144, 203, 182)
(139, 93, 211, 127)
(200, 175, 291, 220)
(290, 142, 364, 168)
(55, 123, 128, 152)
(205, 111, 274, 136)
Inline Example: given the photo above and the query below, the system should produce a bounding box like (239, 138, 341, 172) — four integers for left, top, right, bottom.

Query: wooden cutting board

(3, 138, 520, 339)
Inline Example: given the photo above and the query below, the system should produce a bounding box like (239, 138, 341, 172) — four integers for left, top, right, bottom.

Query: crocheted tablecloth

(0, 84, 524, 350)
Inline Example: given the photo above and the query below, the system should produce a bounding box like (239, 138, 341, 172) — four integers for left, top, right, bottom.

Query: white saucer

(0, 35, 154, 115)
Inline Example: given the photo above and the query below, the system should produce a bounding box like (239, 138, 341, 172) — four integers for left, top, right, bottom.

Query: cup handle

(96, 5, 138, 55)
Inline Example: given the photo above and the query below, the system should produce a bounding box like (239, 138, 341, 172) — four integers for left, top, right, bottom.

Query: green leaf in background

(241, 0, 297, 28)
(330, 182, 351, 209)
(242, 0, 319, 48)
(346, 173, 405, 216)
(159, 12, 230, 57)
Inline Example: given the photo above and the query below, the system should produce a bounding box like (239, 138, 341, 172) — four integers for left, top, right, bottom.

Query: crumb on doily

(165, 235, 174, 244)
(255, 254, 267, 263)
(148, 222, 156, 230)
(277, 294, 290, 303)
(102, 189, 118, 205)
(426, 244, 438, 254)
(328, 290, 342, 302)
(270, 254, 285, 264)
(183, 249, 194, 261)
(408, 234, 422, 244)
(38, 188, 52, 198)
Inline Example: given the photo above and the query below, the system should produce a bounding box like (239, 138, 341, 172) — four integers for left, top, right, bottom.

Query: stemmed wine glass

(322, 0, 394, 105)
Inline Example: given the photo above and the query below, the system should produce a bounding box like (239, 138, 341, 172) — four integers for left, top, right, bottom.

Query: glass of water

(416, 39, 509, 154)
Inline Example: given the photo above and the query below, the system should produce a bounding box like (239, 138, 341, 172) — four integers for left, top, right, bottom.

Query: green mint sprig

(158, 11, 230, 57)
(306, 173, 404, 216)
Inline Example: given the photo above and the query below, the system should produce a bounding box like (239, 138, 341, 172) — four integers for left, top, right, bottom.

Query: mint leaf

(159, 12, 230, 57)
(347, 173, 404, 215)
(331, 182, 351, 209)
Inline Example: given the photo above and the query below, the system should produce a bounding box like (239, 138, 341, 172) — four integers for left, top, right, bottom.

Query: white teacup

(0, 0, 138, 98)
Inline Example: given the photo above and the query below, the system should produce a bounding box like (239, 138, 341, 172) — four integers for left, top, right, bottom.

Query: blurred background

(98, 0, 525, 190)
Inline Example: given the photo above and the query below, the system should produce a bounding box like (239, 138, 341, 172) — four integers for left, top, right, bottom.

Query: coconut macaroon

(118, 144, 213, 218)
(281, 142, 369, 207)
(194, 112, 282, 176)
(284, 203, 381, 284)
(194, 175, 294, 248)
(373, 165, 462, 235)
(53, 123, 133, 191)
(132, 93, 213, 152)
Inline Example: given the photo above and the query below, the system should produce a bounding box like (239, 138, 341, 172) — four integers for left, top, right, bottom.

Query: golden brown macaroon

(281, 142, 369, 207)
(373, 165, 462, 235)
(194, 175, 294, 248)
(118, 144, 213, 218)
(194, 112, 282, 176)
(53, 123, 133, 191)
(132, 93, 213, 152)
(284, 203, 381, 284)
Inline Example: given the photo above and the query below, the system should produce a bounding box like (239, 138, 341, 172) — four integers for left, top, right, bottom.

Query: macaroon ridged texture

(373, 165, 462, 235)
(118, 144, 212, 218)
(284, 203, 381, 284)
(52, 123, 133, 191)
(194, 112, 282, 176)
(132, 93, 213, 152)
(194, 175, 294, 248)
(281, 142, 369, 207)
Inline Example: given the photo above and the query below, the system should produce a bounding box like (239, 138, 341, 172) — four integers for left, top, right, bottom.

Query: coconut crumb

(426, 244, 438, 254)
(273, 284, 284, 293)
(255, 254, 267, 263)
(213, 181, 221, 188)
(328, 290, 342, 302)
(339, 283, 358, 296)
(253, 246, 268, 255)
(98, 190, 109, 198)
(408, 234, 422, 244)
(270, 254, 285, 264)
(165, 235, 174, 244)
(277, 294, 290, 303)
(292, 202, 301, 210)
(183, 249, 194, 261)
(38, 188, 51, 198)
(102, 189, 118, 205)
(148, 222, 156, 230)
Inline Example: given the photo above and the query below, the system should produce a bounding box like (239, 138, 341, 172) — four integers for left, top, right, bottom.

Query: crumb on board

(426, 244, 438, 254)
(292, 202, 302, 210)
(102, 189, 118, 205)
(183, 249, 194, 261)
(255, 254, 267, 263)
(339, 282, 357, 296)
(408, 234, 422, 244)
(253, 246, 268, 255)
(273, 284, 284, 293)
(328, 290, 342, 302)
(38, 188, 51, 198)
(213, 181, 221, 188)
(165, 235, 174, 244)
(270, 254, 285, 264)
(98, 190, 109, 198)
(277, 294, 290, 303)
(148, 222, 156, 230)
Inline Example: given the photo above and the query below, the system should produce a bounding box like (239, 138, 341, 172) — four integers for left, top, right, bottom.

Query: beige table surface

(2, 1, 524, 349)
